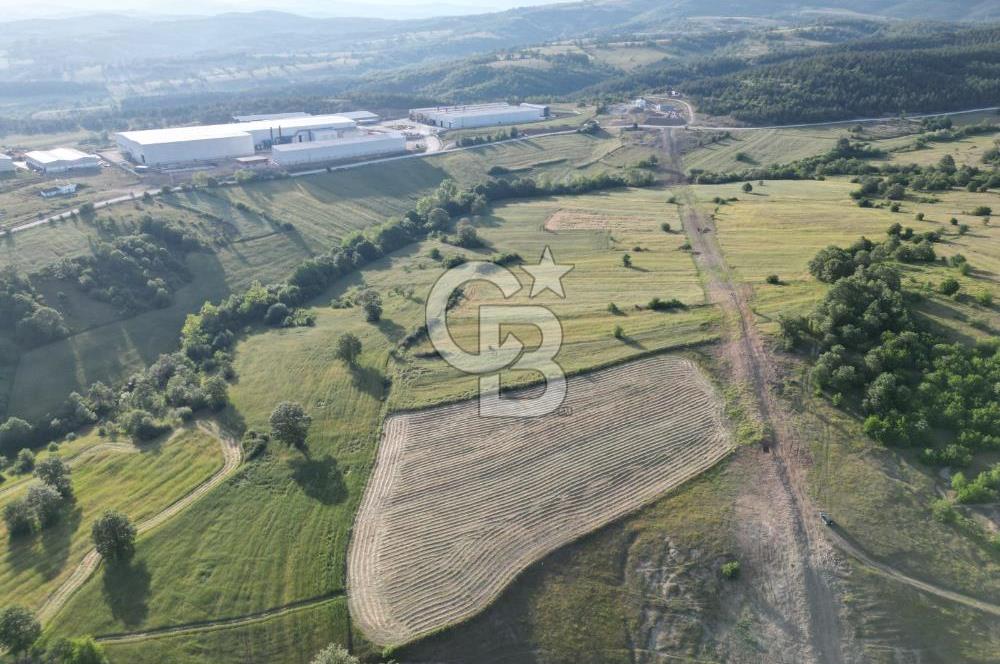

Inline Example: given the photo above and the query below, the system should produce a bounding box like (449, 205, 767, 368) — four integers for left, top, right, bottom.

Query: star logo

(523, 246, 573, 298)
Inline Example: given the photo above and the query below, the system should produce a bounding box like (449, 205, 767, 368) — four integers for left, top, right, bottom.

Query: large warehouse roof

(24, 147, 96, 165)
(117, 114, 356, 146)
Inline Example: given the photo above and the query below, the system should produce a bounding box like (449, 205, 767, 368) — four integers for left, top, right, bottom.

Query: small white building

(25, 148, 100, 174)
(0, 154, 13, 173)
(271, 132, 406, 168)
(40, 183, 78, 198)
(115, 114, 357, 167)
(409, 102, 548, 130)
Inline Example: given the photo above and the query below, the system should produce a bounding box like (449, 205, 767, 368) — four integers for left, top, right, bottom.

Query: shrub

(35, 456, 72, 498)
(765, 274, 781, 285)
(938, 278, 961, 296)
(647, 297, 685, 311)
(976, 290, 993, 306)
(622, 254, 632, 268)
(742, 182, 753, 193)
(613, 325, 625, 340)
(241, 430, 269, 460)
(972, 206, 992, 216)
(607, 302, 622, 315)
(931, 498, 956, 524)
(427, 247, 442, 261)
(336, 333, 363, 366)
(915, 212, 924, 221)
(310, 643, 359, 664)
(721, 560, 741, 579)
(660, 222, 671, 232)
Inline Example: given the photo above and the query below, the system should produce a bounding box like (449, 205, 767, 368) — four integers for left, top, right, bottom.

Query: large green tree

(0, 606, 40, 656)
(269, 402, 312, 453)
(91, 510, 137, 563)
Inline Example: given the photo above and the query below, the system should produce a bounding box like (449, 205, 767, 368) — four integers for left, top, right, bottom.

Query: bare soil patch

(348, 354, 732, 646)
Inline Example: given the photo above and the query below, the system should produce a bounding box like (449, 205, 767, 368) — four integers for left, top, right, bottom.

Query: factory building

(232, 112, 311, 123)
(114, 114, 357, 167)
(24, 148, 100, 174)
(409, 102, 548, 129)
(271, 132, 406, 168)
(339, 111, 380, 125)
(0, 154, 13, 173)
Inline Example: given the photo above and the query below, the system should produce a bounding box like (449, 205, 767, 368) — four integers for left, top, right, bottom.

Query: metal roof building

(271, 131, 406, 169)
(115, 114, 357, 167)
(24, 148, 100, 174)
(409, 103, 548, 130)
(0, 154, 13, 173)
(233, 112, 312, 123)
(339, 111, 380, 124)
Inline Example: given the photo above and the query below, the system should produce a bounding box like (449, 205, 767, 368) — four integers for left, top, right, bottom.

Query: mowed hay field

(349, 355, 732, 647)
(690, 178, 1000, 339)
(0, 427, 222, 613)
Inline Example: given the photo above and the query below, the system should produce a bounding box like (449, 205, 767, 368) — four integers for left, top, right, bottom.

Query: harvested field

(543, 208, 633, 231)
(349, 354, 732, 646)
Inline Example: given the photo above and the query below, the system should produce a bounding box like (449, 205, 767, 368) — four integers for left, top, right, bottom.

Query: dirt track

(35, 422, 241, 625)
(660, 127, 846, 664)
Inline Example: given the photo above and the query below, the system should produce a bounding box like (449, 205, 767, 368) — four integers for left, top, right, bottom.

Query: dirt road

(660, 127, 846, 664)
(35, 422, 241, 625)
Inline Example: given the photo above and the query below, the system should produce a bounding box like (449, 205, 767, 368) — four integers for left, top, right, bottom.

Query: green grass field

(100, 597, 352, 664)
(877, 129, 1000, 169)
(689, 178, 1000, 340)
(0, 166, 140, 231)
(682, 127, 848, 174)
(0, 427, 222, 612)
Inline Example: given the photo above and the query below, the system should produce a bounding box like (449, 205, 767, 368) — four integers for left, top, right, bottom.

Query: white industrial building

(409, 102, 548, 129)
(114, 114, 357, 167)
(339, 110, 380, 125)
(24, 148, 100, 174)
(271, 132, 405, 168)
(0, 154, 13, 173)
(232, 112, 311, 123)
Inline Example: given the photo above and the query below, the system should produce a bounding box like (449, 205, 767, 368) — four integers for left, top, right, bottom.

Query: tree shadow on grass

(376, 317, 407, 343)
(287, 455, 347, 505)
(349, 363, 388, 399)
(102, 558, 151, 627)
(39, 502, 82, 579)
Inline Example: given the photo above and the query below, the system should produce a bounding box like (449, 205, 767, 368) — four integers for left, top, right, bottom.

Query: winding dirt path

(35, 422, 241, 625)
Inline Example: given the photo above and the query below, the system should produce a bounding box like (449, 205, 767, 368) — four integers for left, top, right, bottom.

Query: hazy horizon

(1, 0, 578, 22)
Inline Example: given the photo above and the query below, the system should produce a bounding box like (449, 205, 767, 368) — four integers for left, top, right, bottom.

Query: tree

(265, 302, 290, 325)
(35, 456, 72, 498)
(939, 277, 961, 296)
(742, 182, 753, 193)
(310, 643, 359, 664)
(721, 561, 741, 579)
(427, 207, 450, 230)
(335, 333, 362, 366)
(622, 253, 632, 268)
(660, 222, 671, 232)
(0, 417, 32, 453)
(357, 291, 382, 323)
(26, 485, 63, 527)
(12, 448, 34, 474)
(269, 402, 311, 453)
(91, 510, 136, 563)
(0, 606, 40, 656)
(3, 499, 35, 537)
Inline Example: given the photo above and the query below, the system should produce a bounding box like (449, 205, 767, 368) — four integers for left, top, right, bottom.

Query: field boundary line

(93, 591, 345, 644)
(35, 422, 242, 625)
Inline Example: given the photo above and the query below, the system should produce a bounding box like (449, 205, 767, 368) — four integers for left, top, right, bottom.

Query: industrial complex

(408, 102, 548, 129)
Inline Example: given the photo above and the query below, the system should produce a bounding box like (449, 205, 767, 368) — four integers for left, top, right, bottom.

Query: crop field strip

(349, 354, 732, 646)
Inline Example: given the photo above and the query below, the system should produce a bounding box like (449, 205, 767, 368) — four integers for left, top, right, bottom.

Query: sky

(2, 0, 572, 21)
